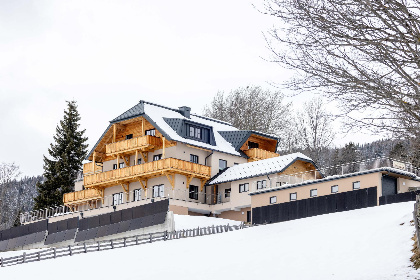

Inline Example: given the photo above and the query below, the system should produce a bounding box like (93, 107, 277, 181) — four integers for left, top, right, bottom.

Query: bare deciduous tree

(263, 0, 420, 139)
(204, 85, 291, 136)
(295, 98, 336, 164)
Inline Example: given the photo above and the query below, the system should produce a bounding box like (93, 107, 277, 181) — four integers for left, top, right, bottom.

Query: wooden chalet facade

(62, 100, 319, 222)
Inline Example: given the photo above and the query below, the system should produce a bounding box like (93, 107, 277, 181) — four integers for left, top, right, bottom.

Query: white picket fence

(0, 223, 248, 268)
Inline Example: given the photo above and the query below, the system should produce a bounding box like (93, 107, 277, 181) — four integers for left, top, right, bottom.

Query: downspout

(205, 150, 214, 166)
(204, 150, 214, 207)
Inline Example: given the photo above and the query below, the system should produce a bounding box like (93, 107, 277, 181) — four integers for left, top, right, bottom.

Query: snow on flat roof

(144, 102, 242, 156)
(250, 166, 420, 195)
(208, 152, 313, 185)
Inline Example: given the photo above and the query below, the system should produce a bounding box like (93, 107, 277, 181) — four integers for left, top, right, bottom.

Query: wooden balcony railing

(84, 158, 211, 188)
(83, 162, 103, 175)
(63, 189, 103, 205)
(106, 135, 162, 155)
(244, 148, 279, 162)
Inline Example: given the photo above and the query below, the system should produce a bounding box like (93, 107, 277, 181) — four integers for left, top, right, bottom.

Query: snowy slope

(0, 203, 418, 280)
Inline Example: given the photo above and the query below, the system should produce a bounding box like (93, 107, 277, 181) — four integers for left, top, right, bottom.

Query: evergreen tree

(341, 142, 359, 173)
(34, 101, 88, 210)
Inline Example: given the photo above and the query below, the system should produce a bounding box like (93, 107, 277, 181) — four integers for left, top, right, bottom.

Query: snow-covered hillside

(0, 203, 418, 280)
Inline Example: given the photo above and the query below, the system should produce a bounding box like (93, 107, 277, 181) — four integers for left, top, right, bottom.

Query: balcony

(63, 189, 103, 206)
(244, 148, 279, 162)
(105, 135, 162, 156)
(83, 158, 211, 188)
(83, 162, 103, 175)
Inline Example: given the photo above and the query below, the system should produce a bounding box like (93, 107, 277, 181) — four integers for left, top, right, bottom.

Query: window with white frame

(310, 189, 318, 197)
(133, 189, 141, 201)
(290, 192, 297, 201)
(119, 162, 125, 169)
(189, 125, 202, 139)
(257, 181, 263, 190)
(145, 129, 156, 136)
(353, 181, 360, 190)
(262, 180, 267, 188)
(331, 185, 339, 193)
(153, 184, 165, 198)
(225, 188, 231, 198)
(239, 183, 249, 193)
(270, 196, 277, 204)
(113, 164, 117, 170)
(276, 182, 282, 187)
(134, 158, 142, 165)
(113, 192, 123, 205)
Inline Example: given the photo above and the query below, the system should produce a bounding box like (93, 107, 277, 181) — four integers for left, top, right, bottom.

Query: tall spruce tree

(34, 101, 88, 210)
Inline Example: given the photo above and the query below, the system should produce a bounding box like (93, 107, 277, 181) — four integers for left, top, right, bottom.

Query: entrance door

(382, 175, 397, 196)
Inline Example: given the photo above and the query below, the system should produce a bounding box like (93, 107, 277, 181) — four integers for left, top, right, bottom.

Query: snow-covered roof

(207, 152, 316, 185)
(249, 167, 420, 196)
(87, 100, 279, 159)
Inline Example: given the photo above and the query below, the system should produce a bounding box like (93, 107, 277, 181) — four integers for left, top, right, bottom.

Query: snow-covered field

(0, 202, 418, 279)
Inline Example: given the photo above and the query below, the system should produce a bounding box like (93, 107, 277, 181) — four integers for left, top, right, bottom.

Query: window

(234, 162, 239, 165)
(113, 162, 125, 169)
(119, 162, 125, 169)
(133, 189, 141, 201)
(219, 159, 227, 171)
(248, 141, 259, 149)
(262, 180, 267, 188)
(113, 164, 117, 170)
(290, 192, 297, 201)
(225, 188, 231, 198)
(134, 158, 142, 165)
(153, 154, 162, 161)
(190, 154, 199, 164)
(270, 196, 277, 204)
(126, 134, 133, 140)
(112, 192, 123, 206)
(276, 182, 282, 187)
(257, 181, 263, 190)
(145, 129, 156, 136)
(239, 183, 249, 193)
(331, 185, 339, 193)
(310, 189, 317, 197)
(189, 185, 198, 200)
(189, 125, 201, 139)
(353, 181, 360, 190)
(153, 185, 165, 198)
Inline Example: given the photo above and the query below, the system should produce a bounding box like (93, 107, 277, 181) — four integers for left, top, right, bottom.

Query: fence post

(38, 252, 41, 261)
(0, 257, 3, 267)
(136, 236, 139, 245)
(164, 231, 167, 241)
(83, 243, 87, 253)
(97, 241, 100, 251)
(22, 252, 26, 263)
(149, 233, 153, 243)
(68, 245, 72, 256)
(123, 238, 127, 247)
(111, 240, 114, 249)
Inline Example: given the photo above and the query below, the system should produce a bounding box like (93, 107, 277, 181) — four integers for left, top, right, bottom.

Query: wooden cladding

(106, 135, 162, 155)
(63, 189, 102, 205)
(83, 158, 211, 188)
(83, 162, 103, 175)
(244, 148, 279, 162)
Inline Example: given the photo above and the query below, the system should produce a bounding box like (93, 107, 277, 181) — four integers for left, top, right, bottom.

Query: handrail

(244, 148, 279, 161)
(83, 158, 211, 187)
(63, 189, 102, 204)
(106, 135, 162, 155)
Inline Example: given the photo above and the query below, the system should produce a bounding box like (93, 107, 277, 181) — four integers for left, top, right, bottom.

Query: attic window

(189, 125, 201, 139)
(145, 129, 156, 136)
(248, 141, 259, 149)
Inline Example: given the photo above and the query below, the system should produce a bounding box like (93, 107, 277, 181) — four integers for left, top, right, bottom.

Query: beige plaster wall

(397, 178, 420, 193)
(218, 207, 251, 222)
(251, 172, 382, 209)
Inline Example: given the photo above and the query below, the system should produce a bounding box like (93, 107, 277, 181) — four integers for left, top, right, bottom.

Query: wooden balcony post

(116, 154, 120, 169)
(92, 152, 96, 173)
(135, 150, 139, 165)
(113, 124, 117, 142)
(141, 118, 145, 136)
(162, 137, 166, 159)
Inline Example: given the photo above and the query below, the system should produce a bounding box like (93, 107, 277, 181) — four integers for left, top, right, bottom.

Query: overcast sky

(0, 0, 382, 177)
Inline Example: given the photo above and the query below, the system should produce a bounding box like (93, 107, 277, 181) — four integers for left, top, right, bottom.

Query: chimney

(178, 106, 191, 118)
